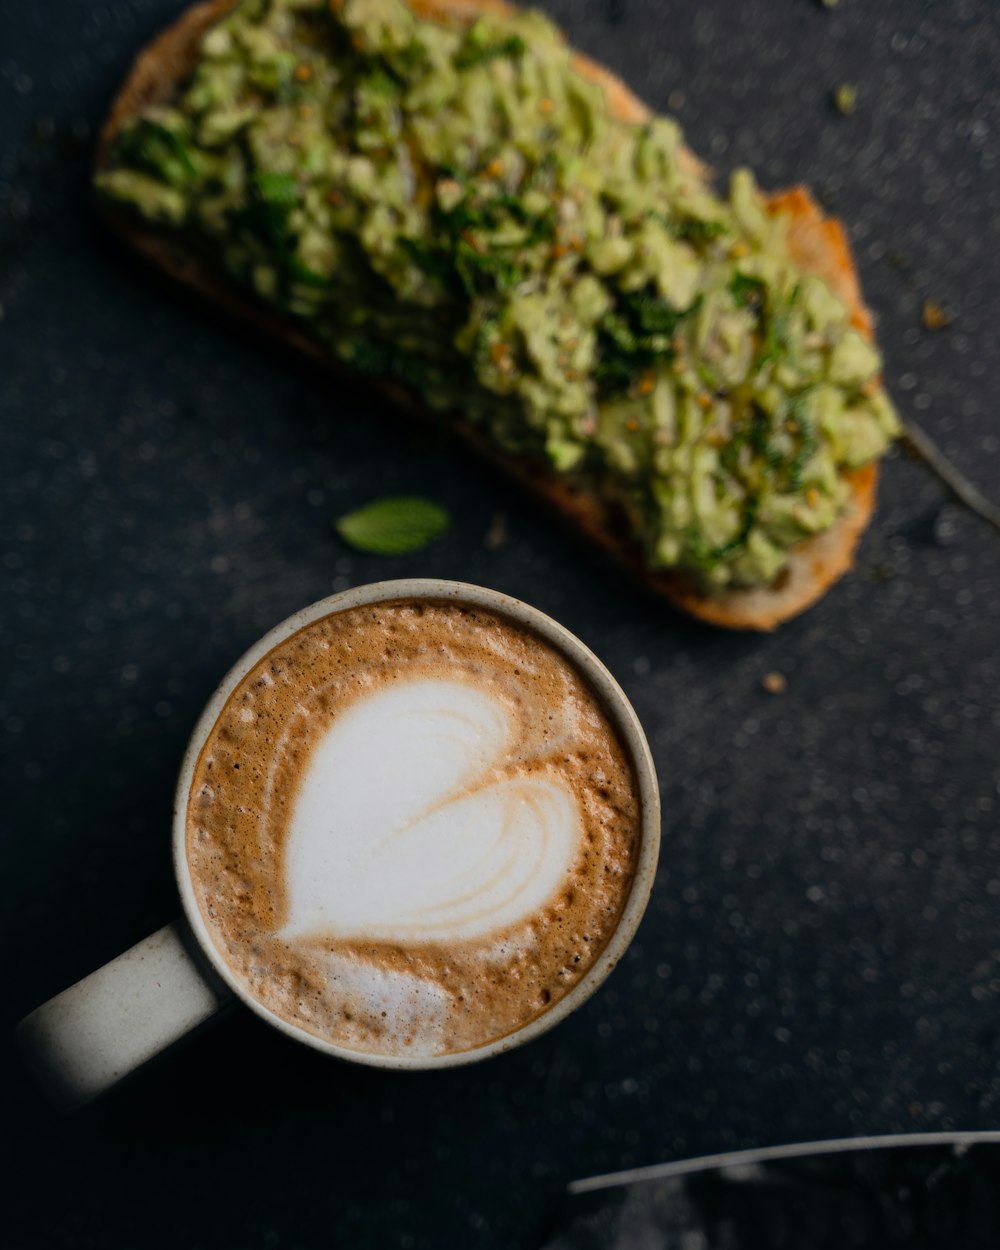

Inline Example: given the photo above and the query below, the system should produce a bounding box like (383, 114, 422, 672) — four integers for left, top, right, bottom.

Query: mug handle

(17, 919, 233, 1111)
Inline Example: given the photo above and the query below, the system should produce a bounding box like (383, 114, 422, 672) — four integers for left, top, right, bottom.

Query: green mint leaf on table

(335, 496, 451, 555)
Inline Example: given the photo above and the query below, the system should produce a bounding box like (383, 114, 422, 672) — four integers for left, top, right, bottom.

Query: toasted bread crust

(97, 0, 882, 630)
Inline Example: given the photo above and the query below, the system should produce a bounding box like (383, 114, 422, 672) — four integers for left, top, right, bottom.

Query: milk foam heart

(278, 679, 580, 943)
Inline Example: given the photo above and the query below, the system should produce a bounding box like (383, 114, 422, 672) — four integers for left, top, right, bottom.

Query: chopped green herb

(786, 403, 818, 490)
(241, 171, 299, 252)
(455, 34, 526, 71)
(630, 292, 700, 337)
(656, 213, 727, 245)
(729, 271, 767, 311)
(697, 362, 719, 393)
(335, 495, 451, 555)
(362, 65, 402, 96)
(687, 493, 760, 570)
(288, 257, 331, 287)
(755, 284, 800, 372)
(440, 191, 553, 243)
(524, 151, 559, 192)
(596, 289, 702, 392)
(401, 237, 451, 281)
(117, 119, 199, 184)
(253, 171, 298, 209)
(721, 407, 781, 475)
(679, 219, 726, 244)
(406, 189, 554, 296)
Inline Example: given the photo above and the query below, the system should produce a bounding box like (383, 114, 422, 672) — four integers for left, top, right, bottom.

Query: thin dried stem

(900, 422, 1000, 534)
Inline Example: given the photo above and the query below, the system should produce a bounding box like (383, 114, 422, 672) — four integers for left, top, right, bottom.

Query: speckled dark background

(2, 0, 999, 1246)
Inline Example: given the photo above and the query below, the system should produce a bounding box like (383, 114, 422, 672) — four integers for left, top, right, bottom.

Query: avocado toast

(95, 0, 898, 629)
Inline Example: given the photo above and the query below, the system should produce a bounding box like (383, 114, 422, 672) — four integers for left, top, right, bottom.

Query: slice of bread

(96, 0, 882, 630)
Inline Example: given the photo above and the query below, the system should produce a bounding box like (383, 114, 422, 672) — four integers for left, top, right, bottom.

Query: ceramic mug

(18, 580, 661, 1108)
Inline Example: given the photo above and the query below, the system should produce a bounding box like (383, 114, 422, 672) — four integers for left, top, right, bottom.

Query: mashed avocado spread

(97, 0, 899, 589)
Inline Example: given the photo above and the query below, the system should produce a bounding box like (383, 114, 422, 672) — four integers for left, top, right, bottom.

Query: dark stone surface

(2, 1, 998, 1246)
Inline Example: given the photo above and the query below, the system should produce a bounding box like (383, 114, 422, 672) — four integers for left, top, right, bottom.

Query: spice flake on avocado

(96, 0, 900, 591)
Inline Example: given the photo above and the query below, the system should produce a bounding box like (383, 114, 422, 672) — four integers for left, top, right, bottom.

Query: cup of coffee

(19, 580, 660, 1107)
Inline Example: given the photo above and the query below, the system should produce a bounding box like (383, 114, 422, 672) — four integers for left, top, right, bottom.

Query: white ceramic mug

(18, 580, 661, 1108)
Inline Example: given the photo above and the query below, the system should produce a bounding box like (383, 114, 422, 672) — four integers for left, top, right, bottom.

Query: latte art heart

(278, 680, 580, 944)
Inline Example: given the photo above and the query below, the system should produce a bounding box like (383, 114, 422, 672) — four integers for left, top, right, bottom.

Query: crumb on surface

(832, 83, 858, 115)
(484, 511, 508, 551)
(922, 299, 952, 331)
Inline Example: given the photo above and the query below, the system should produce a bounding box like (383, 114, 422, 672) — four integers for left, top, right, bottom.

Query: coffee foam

(186, 600, 641, 1058)
(299, 951, 452, 1055)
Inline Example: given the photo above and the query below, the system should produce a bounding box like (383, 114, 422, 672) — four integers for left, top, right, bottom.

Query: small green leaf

(334, 496, 451, 555)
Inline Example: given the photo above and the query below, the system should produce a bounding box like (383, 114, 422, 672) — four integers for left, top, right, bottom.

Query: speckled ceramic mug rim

(172, 579, 661, 1070)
